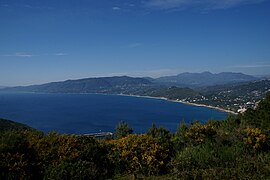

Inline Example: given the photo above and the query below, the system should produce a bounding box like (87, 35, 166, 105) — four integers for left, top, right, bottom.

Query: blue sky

(0, 0, 270, 86)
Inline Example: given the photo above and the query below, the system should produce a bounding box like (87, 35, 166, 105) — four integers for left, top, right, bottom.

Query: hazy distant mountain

(154, 72, 258, 87)
(1, 76, 201, 100)
(0, 86, 7, 89)
(142, 77, 155, 82)
(2, 74, 268, 113)
(1, 72, 259, 96)
(3, 76, 153, 93)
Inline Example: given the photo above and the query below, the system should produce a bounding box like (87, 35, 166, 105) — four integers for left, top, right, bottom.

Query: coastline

(2, 91, 237, 115)
(175, 100, 238, 115)
(116, 93, 238, 115)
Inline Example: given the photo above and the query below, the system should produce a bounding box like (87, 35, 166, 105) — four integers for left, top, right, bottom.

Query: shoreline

(1, 91, 237, 115)
(116, 93, 238, 115)
(175, 100, 238, 115)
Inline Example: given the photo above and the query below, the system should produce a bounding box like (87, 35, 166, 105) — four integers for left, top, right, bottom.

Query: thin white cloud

(55, 53, 67, 56)
(1, 52, 68, 58)
(132, 68, 179, 77)
(144, 0, 190, 9)
(128, 43, 143, 48)
(2, 52, 34, 58)
(112, 6, 121, 10)
(0, 3, 53, 10)
(23, 4, 33, 8)
(231, 64, 270, 68)
(108, 68, 179, 78)
(143, 0, 266, 10)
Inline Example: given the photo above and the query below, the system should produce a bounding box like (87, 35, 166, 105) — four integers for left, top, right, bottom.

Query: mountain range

(153, 72, 258, 87)
(2, 72, 258, 93)
(1, 72, 269, 112)
(3, 76, 153, 93)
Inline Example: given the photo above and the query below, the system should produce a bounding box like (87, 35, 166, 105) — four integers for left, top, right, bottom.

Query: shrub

(0, 131, 42, 179)
(240, 92, 270, 130)
(44, 160, 105, 180)
(243, 127, 267, 151)
(172, 122, 189, 151)
(30, 133, 114, 179)
(107, 134, 171, 176)
(185, 121, 217, 145)
(147, 124, 173, 157)
(114, 121, 133, 139)
(28, 132, 80, 167)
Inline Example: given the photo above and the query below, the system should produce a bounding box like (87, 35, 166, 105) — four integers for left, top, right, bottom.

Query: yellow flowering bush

(243, 127, 267, 150)
(0, 152, 28, 178)
(107, 134, 170, 176)
(28, 132, 80, 166)
(185, 122, 216, 144)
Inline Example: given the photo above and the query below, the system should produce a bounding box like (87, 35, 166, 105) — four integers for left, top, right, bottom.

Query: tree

(114, 121, 133, 139)
(147, 123, 171, 140)
(240, 92, 270, 130)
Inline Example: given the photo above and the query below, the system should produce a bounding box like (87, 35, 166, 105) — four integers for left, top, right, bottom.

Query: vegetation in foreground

(1, 93, 270, 179)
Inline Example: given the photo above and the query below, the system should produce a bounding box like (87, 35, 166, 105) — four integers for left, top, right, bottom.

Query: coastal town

(182, 80, 270, 113)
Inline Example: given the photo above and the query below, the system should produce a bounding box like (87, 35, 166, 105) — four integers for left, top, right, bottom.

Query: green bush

(171, 137, 270, 179)
(44, 160, 104, 180)
(240, 92, 270, 130)
(114, 121, 133, 139)
(30, 133, 113, 179)
(185, 121, 217, 145)
(107, 134, 171, 176)
(0, 131, 42, 179)
(172, 121, 189, 151)
(0, 131, 114, 179)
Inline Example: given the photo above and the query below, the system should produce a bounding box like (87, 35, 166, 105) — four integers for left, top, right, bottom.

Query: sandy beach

(116, 93, 238, 115)
(175, 100, 238, 115)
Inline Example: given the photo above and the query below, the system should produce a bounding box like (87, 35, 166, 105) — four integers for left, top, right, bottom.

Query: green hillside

(0, 118, 36, 132)
(187, 80, 270, 112)
(1, 76, 153, 93)
(145, 86, 201, 100)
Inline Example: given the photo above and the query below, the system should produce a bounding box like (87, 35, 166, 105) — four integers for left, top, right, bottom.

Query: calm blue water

(0, 92, 228, 134)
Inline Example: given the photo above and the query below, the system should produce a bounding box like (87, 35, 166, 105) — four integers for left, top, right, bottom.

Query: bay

(0, 92, 228, 134)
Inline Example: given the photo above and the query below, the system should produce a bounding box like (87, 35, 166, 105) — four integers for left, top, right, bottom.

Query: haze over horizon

(1, 0, 270, 86)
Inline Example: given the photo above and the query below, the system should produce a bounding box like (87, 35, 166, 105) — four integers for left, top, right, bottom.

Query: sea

(0, 92, 228, 134)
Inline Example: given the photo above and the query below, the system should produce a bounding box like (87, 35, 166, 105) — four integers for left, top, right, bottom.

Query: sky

(0, 0, 270, 86)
